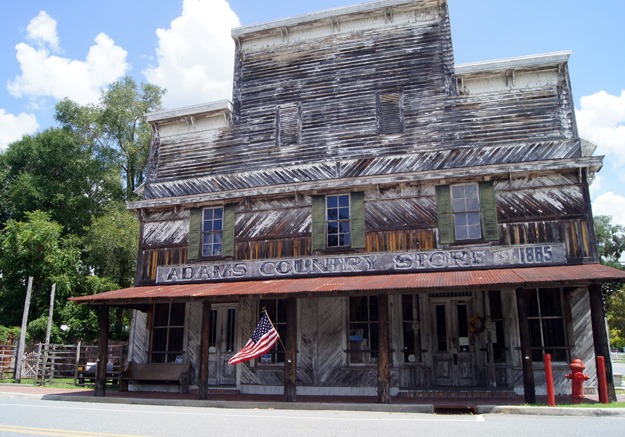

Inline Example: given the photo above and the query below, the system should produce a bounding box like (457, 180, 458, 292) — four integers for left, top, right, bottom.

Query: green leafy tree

(0, 211, 82, 327)
(594, 215, 625, 266)
(84, 202, 139, 288)
(594, 215, 625, 350)
(56, 76, 165, 200)
(0, 128, 122, 235)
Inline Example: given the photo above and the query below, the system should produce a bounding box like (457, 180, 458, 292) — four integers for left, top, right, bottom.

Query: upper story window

(326, 194, 351, 247)
(202, 207, 223, 257)
(187, 205, 236, 261)
(311, 192, 365, 251)
(435, 181, 499, 244)
(377, 91, 403, 135)
(276, 104, 301, 147)
(451, 183, 482, 240)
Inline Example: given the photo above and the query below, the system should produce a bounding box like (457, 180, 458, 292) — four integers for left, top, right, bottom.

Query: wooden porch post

(284, 297, 297, 402)
(377, 294, 391, 404)
(95, 305, 109, 397)
(199, 301, 211, 400)
(589, 284, 616, 402)
(515, 288, 536, 404)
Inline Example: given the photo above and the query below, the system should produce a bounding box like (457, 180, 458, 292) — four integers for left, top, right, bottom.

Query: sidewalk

(2, 383, 625, 416)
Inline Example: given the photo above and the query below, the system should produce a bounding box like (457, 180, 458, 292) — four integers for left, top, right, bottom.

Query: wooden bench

(120, 362, 190, 393)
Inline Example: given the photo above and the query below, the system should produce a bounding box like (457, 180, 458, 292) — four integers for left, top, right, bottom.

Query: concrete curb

(2, 388, 625, 416)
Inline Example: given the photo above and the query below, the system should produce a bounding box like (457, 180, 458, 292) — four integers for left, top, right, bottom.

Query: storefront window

(348, 296, 378, 364)
(526, 288, 568, 362)
(150, 303, 185, 363)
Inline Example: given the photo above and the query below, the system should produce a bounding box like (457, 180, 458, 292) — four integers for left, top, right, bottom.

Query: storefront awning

(69, 263, 625, 306)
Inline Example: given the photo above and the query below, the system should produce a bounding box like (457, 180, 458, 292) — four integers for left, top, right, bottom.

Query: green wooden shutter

(479, 181, 499, 241)
(222, 204, 236, 258)
(350, 192, 365, 249)
(435, 185, 454, 244)
(311, 195, 326, 251)
(187, 208, 202, 261)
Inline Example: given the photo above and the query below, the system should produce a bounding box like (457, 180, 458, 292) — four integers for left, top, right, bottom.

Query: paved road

(0, 398, 624, 437)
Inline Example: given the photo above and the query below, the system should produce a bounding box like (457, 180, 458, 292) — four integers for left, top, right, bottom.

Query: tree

(0, 128, 122, 235)
(0, 211, 82, 327)
(84, 202, 139, 288)
(594, 215, 625, 266)
(607, 292, 625, 351)
(56, 76, 165, 200)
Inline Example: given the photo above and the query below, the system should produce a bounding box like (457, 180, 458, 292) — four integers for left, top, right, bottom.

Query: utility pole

(14, 277, 33, 383)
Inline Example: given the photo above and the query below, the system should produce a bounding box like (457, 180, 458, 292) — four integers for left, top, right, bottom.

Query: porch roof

(69, 263, 625, 306)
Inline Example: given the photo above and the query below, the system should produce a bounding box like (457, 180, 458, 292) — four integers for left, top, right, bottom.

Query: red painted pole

(544, 353, 556, 407)
(597, 356, 609, 404)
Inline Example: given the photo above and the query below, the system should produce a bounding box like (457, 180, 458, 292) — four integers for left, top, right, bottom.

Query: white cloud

(592, 191, 625, 227)
(576, 90, 625, 167)
(26, 11, 60, 51)
(8, 13, 129, 105)
(143, 0, 240, 109)
(0, 109, 39, 150)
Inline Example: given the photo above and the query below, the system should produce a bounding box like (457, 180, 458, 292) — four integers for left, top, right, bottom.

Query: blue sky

(1, 0, 624, 224)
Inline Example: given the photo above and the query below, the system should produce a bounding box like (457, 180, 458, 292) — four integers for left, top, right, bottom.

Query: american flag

(228, 312, 280, 365)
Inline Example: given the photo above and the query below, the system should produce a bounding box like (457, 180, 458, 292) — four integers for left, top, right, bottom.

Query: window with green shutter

(311, 192, 365, 250)
(187, 205, 236, 260)
(436, 181, 498, 244)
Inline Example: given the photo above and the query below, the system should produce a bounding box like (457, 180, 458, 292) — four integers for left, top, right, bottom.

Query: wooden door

(207, 304, 237, 386)
(431, 299, 477, 386)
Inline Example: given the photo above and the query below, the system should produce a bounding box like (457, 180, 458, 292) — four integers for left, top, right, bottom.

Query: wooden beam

(515, 288, 536, 404)
(589, 284, 616, 402)
(95, 305, 109, 397)
(284, 297, 297, 402)
(199, 301, 211, 400)
(377, 294, 391, 404)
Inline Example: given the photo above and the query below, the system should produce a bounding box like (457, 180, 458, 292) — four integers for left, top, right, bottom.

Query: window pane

(542, 319, 566, 348)
(327, 234, 338, 247)
(538, 289, 563, 317)
(170, 303, 185, 325)
(152, 327, 167, 352)
(167, 327, 184, 353)
(527, 290, 540, 317)
(203, 220, 213, 231)
(436, 305, 447, 351)
(327, 209, 338, 220)
(214, 219, 223, 231)
(327, 196, 338, 208)
(214, 208, 223, 219)
(340, 233, 351, 246)
(338, 195, 350, 207)
(153, 304, 169, 327)
(204, 209, 214, 220)
(339, 207, 350, 220)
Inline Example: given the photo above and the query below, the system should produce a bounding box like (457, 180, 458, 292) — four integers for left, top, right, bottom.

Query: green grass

(1, 377, 118, 390)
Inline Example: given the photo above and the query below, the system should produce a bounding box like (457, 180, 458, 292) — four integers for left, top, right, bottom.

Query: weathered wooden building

(72, 0, 625, 402)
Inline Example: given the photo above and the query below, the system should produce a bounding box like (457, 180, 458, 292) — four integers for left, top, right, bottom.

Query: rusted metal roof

(69, 264, 625, 306)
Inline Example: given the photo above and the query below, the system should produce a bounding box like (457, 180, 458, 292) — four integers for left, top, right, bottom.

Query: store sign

(156, 243, 566, 284)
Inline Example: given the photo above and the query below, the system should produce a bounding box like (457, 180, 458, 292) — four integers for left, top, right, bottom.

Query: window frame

(201, 206, 224, 258)
(256, 299, 287, 365)
(377, 90, 404, 135)
(347, 295, 379, 365)
(149, 302, 186, 363)
(326, 194, 352, 248)
(526, 288, 569, 362)
(276, 103, 301, 147)
(451, 183, 482, 241)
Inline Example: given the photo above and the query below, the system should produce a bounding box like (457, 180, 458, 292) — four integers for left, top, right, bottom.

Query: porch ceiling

(69, 263, 625, 306)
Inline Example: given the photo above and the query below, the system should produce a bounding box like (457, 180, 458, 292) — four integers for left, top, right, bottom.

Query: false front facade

(72, 0, 625, 402)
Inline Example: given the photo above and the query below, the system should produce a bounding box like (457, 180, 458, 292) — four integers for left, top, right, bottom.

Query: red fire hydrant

(565, 358, 589, 404)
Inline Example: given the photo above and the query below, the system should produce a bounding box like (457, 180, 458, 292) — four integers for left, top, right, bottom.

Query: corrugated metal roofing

(69, 264, 625, 305)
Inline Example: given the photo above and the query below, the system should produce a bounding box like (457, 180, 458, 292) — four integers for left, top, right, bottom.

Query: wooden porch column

(589, 284, 616, 402)
(515, 288, 536, 404)
(95, 305, 109, 397)
(284, 297, 298, 402)
(377, 294, 391, 404)
(199, 301, 211, 400)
